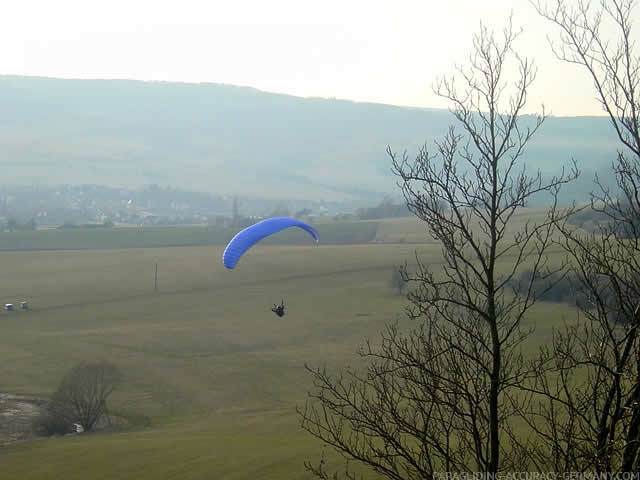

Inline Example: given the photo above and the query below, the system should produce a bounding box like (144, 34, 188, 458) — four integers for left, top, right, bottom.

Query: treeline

(355, 198, 411, 219)
(567, 201, 640, 238)
(1, 217, 36, 232)
(510, 268, 630, 323)
(57, 219, 114, 229)
(510, 268, 581, 305)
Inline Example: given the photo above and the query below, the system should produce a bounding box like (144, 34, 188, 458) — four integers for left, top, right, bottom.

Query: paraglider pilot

(272, 300, 285, 317)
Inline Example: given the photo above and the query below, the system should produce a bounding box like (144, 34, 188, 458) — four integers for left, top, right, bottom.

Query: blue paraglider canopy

(222, 217, 319, 269)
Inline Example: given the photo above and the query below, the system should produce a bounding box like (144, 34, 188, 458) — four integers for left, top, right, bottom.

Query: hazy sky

(2, 0, 629, 116)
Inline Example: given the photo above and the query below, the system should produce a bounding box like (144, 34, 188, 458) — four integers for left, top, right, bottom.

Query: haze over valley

(0, 75, 617, 213)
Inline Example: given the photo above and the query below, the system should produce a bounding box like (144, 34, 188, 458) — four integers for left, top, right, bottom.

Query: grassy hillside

(0, 243, 431, 479)
(0, 75, 618, 204)
(0, 215, 575, 479)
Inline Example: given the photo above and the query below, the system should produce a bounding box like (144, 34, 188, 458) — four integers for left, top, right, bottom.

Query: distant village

(0, 184, 407, 231)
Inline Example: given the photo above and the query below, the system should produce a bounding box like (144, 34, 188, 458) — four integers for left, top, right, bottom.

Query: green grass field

(0, 214, 574, 479)
(0, 220, 379, 251)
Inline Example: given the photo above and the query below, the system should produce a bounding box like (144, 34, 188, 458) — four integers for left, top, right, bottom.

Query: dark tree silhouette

(48, 361, 122, 432)
(299, 18, 576, 479)
(525, 0, 640, 473)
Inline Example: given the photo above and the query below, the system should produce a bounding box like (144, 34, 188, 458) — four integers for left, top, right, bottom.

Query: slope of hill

(0, 75, 619, 203)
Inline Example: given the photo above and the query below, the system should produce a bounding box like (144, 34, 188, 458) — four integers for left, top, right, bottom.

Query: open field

(0, 220, 379, 251)
(0, 214, 575, 479)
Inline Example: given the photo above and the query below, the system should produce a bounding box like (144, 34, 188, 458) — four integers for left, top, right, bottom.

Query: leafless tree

(526, 0, 640, 473)
(299, 18, 576, 479)
(50, 361, 122, 432)
(390, 265, 408, 296)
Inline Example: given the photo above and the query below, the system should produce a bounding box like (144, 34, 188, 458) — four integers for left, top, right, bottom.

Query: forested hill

(0, 75, 618, 204)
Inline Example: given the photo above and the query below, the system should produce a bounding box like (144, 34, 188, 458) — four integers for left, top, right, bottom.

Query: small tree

(295, 208, 312, 219)
(48, 361, 122, 432)
(270, 204, 291, 217)
(23, 218, 37, 231)
(232, 195, 240, 227)
(390, 265, 407, 296)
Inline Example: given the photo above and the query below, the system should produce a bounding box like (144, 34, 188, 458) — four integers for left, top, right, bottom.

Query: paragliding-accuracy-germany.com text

(434, 473, 640, 480)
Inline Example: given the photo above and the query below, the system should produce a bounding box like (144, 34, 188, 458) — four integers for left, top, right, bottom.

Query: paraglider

(271, 300, 285, 317)
(222, 217, 319, 270)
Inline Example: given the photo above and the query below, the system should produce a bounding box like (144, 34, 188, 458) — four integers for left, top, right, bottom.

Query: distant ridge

(0, 75, 619, 204)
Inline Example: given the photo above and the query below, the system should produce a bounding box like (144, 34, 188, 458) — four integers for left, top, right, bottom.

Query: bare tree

(299, 19, 576, 479)
(526, 0, 640, 473)
(49, 361, 122, 432)
(390, 265, 408, 296)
